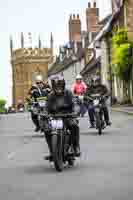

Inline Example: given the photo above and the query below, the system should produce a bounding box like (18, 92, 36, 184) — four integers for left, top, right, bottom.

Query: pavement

(0, 112, 133, 200)
(112, 104, 133, 115)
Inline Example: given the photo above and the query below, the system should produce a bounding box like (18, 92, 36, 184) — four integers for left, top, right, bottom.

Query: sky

(0, 0, 112, 106)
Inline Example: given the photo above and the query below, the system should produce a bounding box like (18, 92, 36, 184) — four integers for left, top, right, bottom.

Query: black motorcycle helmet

(50, 74, 65, 95)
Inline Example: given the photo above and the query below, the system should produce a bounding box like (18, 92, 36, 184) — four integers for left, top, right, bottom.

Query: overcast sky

(0, 0, 112, 105)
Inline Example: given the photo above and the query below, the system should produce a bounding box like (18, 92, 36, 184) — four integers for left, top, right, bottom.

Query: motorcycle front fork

(99, 110, 105, 128)
(95, 110, 105, 128)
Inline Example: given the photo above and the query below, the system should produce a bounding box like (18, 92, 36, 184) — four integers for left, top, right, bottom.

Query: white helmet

(35, 75, 43, 82)
(76, 74, 82, 80)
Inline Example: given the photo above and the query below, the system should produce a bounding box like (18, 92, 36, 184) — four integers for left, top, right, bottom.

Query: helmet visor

(53, 80, 65, 94)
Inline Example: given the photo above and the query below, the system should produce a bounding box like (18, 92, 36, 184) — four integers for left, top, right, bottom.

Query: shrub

(0, 99, 6, 113)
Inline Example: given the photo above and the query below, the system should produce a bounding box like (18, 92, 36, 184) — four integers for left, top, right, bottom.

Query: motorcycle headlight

(93, 99, 99, 106)
(38, 100, 46, 107)
(50, 119, 63, 130)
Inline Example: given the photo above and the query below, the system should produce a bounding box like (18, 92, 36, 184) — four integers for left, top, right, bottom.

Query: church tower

(10, 33, 53, 107)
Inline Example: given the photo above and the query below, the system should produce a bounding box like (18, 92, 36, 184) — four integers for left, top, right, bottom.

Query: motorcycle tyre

(95, 112, 102, 135)
(68, 158, 75, 166)
(51, 134, 63, 172)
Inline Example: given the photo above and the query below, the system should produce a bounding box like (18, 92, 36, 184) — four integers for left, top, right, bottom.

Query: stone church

(10, 33, 53, 107)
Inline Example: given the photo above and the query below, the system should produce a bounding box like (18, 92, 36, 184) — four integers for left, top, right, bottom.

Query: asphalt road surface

(0, 111, 133, 200)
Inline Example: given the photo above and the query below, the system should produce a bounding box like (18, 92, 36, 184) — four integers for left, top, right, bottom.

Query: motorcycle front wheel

(51, 134, 63, 172)
(95, 111, 102, 135)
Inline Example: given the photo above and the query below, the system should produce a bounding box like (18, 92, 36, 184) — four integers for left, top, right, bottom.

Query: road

(0, 111, 133, 200)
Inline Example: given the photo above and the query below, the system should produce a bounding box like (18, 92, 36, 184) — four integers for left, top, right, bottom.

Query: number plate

(50, 119, 63, 129)
(38, 100, 46, 107)
(32, 107, 38, 114)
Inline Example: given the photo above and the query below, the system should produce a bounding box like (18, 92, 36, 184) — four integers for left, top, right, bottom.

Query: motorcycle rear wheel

(68, 159, 74, 166)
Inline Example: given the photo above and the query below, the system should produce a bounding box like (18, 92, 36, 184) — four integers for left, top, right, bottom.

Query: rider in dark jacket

(45, 75, 80, 160)
(84, 76, 111, 128)
(27, 75, 51, 132)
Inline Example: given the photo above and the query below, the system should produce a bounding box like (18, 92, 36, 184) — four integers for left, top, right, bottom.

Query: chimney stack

(69, 13, 81, 43)
(86, 1, 100, 33)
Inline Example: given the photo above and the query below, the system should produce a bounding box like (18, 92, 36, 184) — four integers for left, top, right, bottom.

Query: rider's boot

(44, 133, 53, 161)
(34, 126, 40, 132)
(74, 146, 80, 157)
(89, 121, 95, 128)
(73, 129, 81, 157)
(106, 121, 112, 126)
(31, 114, 40, 132)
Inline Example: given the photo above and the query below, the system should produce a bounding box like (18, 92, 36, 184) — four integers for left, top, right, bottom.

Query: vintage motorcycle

(46, 112, 78, 172)
(87, 94, 106, 135)
(29, 97, 48, 132)
(73, 95, 84, 116)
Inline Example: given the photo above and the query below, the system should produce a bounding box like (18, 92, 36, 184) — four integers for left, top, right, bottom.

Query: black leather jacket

(47, 89, 74, 114)
(29, 85, 51, 101)
(84, 84, 110, 102)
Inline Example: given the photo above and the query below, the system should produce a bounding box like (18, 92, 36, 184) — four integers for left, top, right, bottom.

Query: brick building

(100, 0, 133, 103)
(48, 1, 104, 89)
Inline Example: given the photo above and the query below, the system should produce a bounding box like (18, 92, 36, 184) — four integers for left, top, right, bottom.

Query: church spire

(21, 32, 24, 48)
(50, 32, 53, 54)
(28, 32, 32, 48)
(38, 35, 42, 48)
(10, 35, 13, 55)
(50, 32, 53, 49)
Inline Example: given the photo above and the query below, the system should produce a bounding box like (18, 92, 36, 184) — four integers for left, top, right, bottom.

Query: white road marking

(7, 139, 32, 160)
(7, 152, 16, 160)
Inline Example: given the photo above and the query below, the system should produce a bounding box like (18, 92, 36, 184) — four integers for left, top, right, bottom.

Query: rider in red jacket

(71, 74, 87, 95)
(71, 75, 87, 117)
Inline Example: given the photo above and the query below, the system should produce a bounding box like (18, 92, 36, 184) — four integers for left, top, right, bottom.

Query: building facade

(48, 54, 85, 89)
(10, 34, 53, 107)
(100, 0, 133, 104)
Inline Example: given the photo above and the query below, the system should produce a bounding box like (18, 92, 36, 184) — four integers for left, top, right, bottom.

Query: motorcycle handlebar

(48, 112, 78, 118)
(85, 95, 105, 101)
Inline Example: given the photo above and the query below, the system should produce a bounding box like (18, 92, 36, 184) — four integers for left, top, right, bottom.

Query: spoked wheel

(51, 134, 63, 172)
(95, 112, 102, 135)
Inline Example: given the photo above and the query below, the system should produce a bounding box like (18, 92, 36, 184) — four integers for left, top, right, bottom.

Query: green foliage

(112, 28, 133, 81)
(112, 28, 128, 46)
(0, 99, 6, 107)
(0, 99, 6, 113)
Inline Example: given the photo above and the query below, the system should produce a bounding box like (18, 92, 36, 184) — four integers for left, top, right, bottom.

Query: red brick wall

(86, 2, 100, 33)
(69, 14, 81, 43)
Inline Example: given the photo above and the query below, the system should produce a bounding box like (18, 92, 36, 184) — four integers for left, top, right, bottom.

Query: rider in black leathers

(84, 76, 111, 128)
(45, 75, 80, 160)
(27, 75, 51, 132)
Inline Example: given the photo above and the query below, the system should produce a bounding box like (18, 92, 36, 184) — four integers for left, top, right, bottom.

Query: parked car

(17, 103, 25, 113)
(7, 107, 16, 113)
